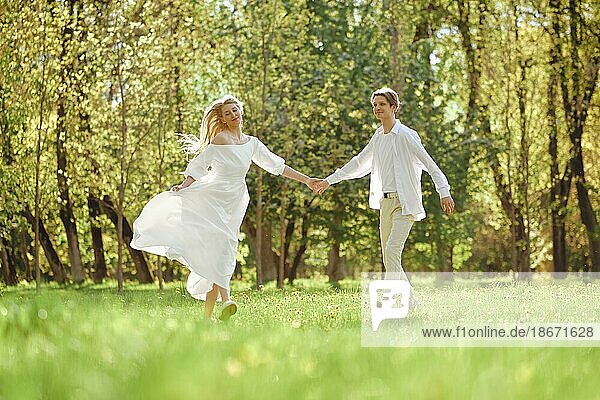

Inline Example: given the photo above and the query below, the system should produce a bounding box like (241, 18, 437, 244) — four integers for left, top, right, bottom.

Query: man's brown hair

(370, 87, 399, 113)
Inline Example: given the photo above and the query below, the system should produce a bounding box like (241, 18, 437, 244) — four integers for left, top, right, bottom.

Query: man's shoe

(219, 300, 238, 321)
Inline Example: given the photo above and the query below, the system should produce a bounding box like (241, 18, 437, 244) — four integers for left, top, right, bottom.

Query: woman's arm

(282, 165, 319, 190)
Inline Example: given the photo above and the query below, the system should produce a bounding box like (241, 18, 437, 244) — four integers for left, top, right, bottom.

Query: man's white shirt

(377, 132, 398, 193)
(325, 119, 450, 221)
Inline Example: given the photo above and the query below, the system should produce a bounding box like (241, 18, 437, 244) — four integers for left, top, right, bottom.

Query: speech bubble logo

(369, 280, 411, 331)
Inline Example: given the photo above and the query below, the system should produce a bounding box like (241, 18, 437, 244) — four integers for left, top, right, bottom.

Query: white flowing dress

(131, 136, 285, 300)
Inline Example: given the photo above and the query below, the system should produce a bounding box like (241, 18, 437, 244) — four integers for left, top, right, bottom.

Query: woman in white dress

(131, 95, 318, 320)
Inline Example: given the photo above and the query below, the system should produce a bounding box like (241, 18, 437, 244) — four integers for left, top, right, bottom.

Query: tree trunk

(115, 35, 128, 294)
(551, 0, 600, 271)
(573, 156, 600, 271)
(457, 1, 530, 271)
(546, 12, 571, 272)
(93, 195, 154, 283)
(163, 259, 174, 282)
(283, 219, 295, 279)
(490, 155, 530, 272)
(435, 232, 452, 272)
(259, 222, 278, 281)
(163, 6, 184, 289)
(388, 2, 403, 96)
(277, 182, 288, 289)
(0, 236, 18, 285)
(327, 241, 342, 285)
(77, 44, 101, 281)
(288, 199, 316, 283)
(456, 0, 481, 126)
(288, 220, 308, 284)
(19, 229, 32, 281)
(255, 170, 264, 287)
(34, 7, 50, 289)
(21, 207, 66, 283)
(88, 195, 107, 282)
(256, 23, 271, 289)
(155, 111, 165, 291)
(326, 208, 344, 284)
(56, 0, 84, 283)
(243, 218, 278, 281)
(550, 213, 568, 272)
(516, 59, 532, 272)
(549, 140, 570, 275)
(566, 2, 600, 271)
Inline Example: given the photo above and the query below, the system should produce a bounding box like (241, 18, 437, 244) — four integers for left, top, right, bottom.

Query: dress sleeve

(183, 148, 212, 180)
(251, 138, 286, 175)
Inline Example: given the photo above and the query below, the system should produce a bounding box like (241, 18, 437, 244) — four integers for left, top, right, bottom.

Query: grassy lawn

(1, 279, 599, 400)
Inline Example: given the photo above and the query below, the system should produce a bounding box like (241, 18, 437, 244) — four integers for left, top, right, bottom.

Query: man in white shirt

(314, 88, 454, 305)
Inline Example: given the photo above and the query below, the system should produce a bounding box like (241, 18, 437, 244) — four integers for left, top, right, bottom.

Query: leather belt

(383, 192, 398, 199)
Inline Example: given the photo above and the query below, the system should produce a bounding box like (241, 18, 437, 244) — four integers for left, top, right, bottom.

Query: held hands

(306, 178, 330, 195)
(171, 184, 184, 192)
(305, 178, 319, 192)
(441, 196, 455, 214)
(314, 180, 330, 195)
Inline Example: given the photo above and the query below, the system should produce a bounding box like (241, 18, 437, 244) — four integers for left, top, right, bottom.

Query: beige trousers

(379, 197, 414, 280)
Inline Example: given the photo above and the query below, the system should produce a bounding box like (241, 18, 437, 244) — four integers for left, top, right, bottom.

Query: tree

(54, 0, 86, 283)
(547, 0, 600, 271)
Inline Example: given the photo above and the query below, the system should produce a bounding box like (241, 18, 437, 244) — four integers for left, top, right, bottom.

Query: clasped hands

(305, 178, 330, 195)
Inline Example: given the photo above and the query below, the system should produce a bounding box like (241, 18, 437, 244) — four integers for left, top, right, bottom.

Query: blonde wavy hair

(179, 95, 244, 154)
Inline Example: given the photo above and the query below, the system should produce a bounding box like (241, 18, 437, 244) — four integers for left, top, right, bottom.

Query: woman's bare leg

(217, 285, 230, 302)
(216, 284, 236, 321)
(204, 284, 219, 319)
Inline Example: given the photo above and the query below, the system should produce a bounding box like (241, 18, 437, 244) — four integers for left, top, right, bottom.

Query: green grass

(1, 279, 599, 400)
